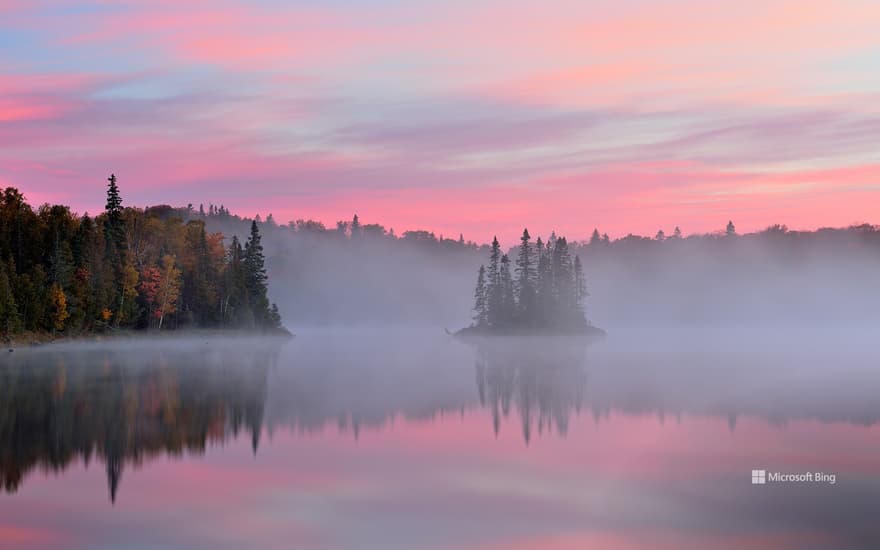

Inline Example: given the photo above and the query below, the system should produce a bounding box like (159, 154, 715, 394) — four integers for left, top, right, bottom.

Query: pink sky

(2, 0, 880, 242)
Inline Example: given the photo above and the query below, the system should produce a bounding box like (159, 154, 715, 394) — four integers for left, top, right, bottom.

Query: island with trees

(457, 229, 605, 338)
(0, 175, 287, 344)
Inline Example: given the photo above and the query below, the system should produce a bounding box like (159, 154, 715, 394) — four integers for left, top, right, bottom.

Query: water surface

(2, 330, 879, 549)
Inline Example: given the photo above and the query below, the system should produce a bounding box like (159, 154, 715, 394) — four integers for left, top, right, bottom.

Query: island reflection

(3, 331, 880, 503)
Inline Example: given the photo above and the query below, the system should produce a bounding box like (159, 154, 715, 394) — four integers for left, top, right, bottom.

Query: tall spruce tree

(104, 174, 128, 325)
(350, 214, 361, 239)
(515, 228, 536, 322)
(486, 237, 502, 327)
(473, 264, 487, 327)
(244, 220, 269, 326)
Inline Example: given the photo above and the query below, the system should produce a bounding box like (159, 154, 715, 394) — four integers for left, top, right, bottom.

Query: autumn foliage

(0, 176, 282, 336)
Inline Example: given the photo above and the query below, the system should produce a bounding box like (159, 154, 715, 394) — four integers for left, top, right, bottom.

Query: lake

(2, 329, 879, 549)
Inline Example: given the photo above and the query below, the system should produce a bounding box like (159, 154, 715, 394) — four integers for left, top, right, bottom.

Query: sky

(1, 0, 880, 242)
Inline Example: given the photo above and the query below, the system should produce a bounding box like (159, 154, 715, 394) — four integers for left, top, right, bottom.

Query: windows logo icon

(751, 469, 766, 485)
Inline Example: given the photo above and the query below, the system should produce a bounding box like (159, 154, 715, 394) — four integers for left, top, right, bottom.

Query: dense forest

(465, 230, 596, 334)
(0, 176, 282, 340)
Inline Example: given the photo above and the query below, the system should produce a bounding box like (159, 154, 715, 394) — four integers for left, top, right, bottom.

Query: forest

(0, 176, 282, 341)
(465, 230, 597, 334)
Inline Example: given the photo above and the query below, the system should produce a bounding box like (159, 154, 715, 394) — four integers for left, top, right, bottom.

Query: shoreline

(451, 324, 607, 340)
(2, 327, 294, 349)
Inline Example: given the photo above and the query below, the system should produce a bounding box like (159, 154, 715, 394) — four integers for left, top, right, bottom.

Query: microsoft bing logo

(751, 469, 766, 484)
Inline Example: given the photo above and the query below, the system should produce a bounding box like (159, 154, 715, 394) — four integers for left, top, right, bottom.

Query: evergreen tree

(551, 237, 575, 324)
(536, 237, 551, 322)
(515, 228, 536, 321)
(242, 220, 281, 328)
(104, 174, 127, 324)
(472, 264, 487, 327)
(244, 221, 268, 326)
(655, 229, 666, 241)
(726, 220, 736, 236)
(350, 214, 361, 239)
(486, 236, 502, 327)
(590, 229, 601, 246)
(673, 226, 682, 239)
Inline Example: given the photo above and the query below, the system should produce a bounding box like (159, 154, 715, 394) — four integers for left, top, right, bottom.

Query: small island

(456, 229, 605, 339)
(0, 175, 289, 345)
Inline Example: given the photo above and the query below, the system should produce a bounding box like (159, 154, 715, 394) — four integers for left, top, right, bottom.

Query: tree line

(0, 175, 282, 338)
(471, 229, 589, 332)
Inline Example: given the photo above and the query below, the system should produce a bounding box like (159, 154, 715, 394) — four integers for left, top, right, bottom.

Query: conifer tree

(104, 174, 127, 324)
(350, 214, 361, 239)
(244, 220, 269, 326)
(515, 228, 536, 321)
(487, 237, 502, 327)
(726, 220, 736, 236)
(472, 264, 487, 327)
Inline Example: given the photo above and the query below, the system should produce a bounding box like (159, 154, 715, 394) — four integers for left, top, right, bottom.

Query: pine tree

(244, 220, 273, 327)
(726, 220, 736, 236)
(673, 226, 682, 239)
(551, 237, 574, 321)
(350, 214, 361, 239)
(104, 174, 127, 324)
(486, 236, 502, 327)
(589, 229, 601, 246)
(472, 265, 487, 327)
(515, 228, 536, 321)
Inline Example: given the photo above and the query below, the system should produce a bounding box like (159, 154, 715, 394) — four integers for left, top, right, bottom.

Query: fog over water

(3, 326, 880, 548)
(4, 220, 880, 548)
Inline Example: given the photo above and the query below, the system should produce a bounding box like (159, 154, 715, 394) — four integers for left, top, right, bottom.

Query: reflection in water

(2, 333, 880, 548)
(3, 332, 880, 507)
(475, 339, 587, 443)
(0, 341, 274, 502)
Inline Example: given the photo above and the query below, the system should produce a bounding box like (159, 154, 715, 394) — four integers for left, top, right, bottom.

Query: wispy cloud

(2, 0, 879, 239)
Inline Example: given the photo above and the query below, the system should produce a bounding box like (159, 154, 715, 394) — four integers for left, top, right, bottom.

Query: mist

(198, 212, 880, 333)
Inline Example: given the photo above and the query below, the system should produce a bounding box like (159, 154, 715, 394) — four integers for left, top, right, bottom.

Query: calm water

(2, 329, 879, 549)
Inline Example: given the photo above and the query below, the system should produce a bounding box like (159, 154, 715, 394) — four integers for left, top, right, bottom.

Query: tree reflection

(475, 338, 588, 443)
(0, 342, 273, 502)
